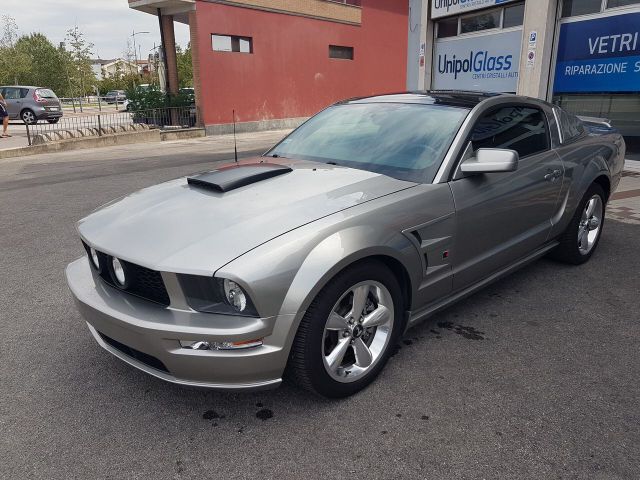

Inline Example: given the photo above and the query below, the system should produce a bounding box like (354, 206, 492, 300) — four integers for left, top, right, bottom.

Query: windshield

(268, 103, 467, 183)
(37, 89, 57, 99)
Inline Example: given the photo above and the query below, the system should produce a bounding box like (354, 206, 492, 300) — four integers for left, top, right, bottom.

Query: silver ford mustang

(66, 91, 625, 398)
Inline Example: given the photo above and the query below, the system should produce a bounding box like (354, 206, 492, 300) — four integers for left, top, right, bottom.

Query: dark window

(470, 106, 550, 158)
(556, 107, 585, 143)
(561, 0, 602, 17)
(460, 8, 501, 33)
(20, 88, 30, 98)
(3, 87, 21, 100)
(607, 0, 640, 7)
(212, 34, 253, 53)
(437, 17, 459, 38)
(329, 45, 354, 60)
(503, 3, 525, 28)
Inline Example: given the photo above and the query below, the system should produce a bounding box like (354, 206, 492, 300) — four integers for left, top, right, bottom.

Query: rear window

(556, 107, 585, 143)
(37, 89, 57, 99)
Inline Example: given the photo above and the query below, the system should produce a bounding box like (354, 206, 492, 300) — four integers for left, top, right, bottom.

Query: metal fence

(25, 106, 200, 145)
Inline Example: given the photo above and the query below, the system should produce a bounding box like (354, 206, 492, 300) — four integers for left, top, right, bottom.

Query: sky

(4, 0, 191, 60)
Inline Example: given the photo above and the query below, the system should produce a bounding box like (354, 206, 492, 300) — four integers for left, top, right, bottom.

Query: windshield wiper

(326, 161, 338, 165)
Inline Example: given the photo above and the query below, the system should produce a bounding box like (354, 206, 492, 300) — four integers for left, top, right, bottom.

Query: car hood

(78, 158, 416, 275)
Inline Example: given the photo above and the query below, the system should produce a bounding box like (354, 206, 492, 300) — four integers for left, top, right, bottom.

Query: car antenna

(233, 109, 238, 163)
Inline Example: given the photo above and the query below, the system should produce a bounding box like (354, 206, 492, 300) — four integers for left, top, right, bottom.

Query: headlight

(223, 279, 247, 312)
(177, 274, 259, 317)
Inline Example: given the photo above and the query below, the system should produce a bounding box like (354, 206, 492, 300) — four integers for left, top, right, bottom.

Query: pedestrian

(0, 92, 10, 138)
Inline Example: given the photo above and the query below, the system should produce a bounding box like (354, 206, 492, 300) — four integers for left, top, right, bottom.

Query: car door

(3, 87, 23, 118)
(449, 103, 564, 290)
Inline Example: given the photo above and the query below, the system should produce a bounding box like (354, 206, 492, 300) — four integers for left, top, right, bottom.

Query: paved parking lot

(1, 136, 639, 479)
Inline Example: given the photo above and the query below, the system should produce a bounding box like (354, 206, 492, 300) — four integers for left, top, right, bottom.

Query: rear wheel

(550, 183, 606, 265)
(288, 261, 404, 398)
(21, 109, 37, 125)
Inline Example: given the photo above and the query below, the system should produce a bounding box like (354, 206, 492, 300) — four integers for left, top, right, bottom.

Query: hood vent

(187, 163, 292, 193)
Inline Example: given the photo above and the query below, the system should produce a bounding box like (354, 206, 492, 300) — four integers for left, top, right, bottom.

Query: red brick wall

(192, 0, 408, 126)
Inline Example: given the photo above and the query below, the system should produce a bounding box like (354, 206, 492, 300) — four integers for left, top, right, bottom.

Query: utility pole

(131, 30, 150, 77)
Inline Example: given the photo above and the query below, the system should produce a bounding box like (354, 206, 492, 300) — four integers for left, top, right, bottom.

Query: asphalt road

(1, 138, 639, 480)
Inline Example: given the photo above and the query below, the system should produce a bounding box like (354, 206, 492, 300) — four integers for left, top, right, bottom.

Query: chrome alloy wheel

(578, 194, 603, 255)
(322, 281, 394, 383)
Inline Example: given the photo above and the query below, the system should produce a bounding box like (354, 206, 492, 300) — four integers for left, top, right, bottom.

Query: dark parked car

(104, 90, 127, 104)
(0, 86, 63, 124)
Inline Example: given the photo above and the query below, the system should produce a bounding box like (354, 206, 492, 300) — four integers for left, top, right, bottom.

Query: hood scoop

(187, 163, 292, 193)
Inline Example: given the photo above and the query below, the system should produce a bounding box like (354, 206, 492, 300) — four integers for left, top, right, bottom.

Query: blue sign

(554, 12, 640, 93)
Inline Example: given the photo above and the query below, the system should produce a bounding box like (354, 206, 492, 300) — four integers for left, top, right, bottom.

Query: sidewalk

(609, 161, 640, 224)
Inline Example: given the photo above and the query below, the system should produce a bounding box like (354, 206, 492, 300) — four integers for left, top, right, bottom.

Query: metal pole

(158, 9, 170, 93)
(98, 113, 102, 136)
(26, 123, 31, 146)
(132, 30, 138, 67)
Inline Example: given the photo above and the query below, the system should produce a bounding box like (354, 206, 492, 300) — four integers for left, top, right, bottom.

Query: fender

(276, 225, 420, 356)
(550, 142, 613, 238)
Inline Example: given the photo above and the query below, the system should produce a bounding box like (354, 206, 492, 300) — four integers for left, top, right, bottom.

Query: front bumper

(65, 257, 290, 391)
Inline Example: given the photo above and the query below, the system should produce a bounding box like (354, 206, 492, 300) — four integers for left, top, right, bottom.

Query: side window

(556, 107, 585, 143)
(470, 106, 550, 158)
(3, 87, 21, 100)
(20, 88, 30, 98)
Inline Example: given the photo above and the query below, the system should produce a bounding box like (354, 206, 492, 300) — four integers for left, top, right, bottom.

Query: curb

(0, 128, 205, 160)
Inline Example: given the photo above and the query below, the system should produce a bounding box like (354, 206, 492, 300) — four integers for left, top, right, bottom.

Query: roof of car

(343, 90, 509, 109)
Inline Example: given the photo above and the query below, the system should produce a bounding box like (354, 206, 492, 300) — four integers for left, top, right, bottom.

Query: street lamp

(131, 30, 150, 74)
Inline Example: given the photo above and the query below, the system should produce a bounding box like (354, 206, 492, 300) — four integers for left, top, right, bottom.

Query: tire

(549, 183, 606, 265)
(21, 109, 37, 125)
(47, 118, 59, 124)
(288, 260, 404, 398)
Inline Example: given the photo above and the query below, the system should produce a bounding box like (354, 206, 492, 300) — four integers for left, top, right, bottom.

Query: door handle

(544, 169, 562, 182)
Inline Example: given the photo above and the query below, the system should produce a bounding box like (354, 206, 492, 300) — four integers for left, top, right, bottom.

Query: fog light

(89, 247, 100, 270)
(111, 258, 126, 287)
(180, 339, 263, 350)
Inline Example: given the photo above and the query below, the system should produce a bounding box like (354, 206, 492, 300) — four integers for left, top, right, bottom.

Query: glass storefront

(552, 2, 640, 153)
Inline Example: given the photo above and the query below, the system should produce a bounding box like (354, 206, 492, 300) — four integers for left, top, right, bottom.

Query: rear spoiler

(578, 115, 618, 134)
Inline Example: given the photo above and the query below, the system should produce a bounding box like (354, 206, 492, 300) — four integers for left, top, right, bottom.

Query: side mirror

(460, 148, 519, 174)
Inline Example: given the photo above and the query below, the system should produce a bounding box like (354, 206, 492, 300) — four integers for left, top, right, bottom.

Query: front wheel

(288, 261, 404, 398)
(549, 183, 606, 265)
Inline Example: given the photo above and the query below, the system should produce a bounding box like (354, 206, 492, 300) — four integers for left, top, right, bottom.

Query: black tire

(47, 118, 60, 124)
(21, 109, 37, 125)
(287, 260, 405, 398)
(549, 183, 606, 265)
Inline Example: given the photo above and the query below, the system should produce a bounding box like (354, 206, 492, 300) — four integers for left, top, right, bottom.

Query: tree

(176, 43, 193, 88)
(0, 14, 19, 48)
(0, 15, 30, 85)
(65, 25, 96, 96)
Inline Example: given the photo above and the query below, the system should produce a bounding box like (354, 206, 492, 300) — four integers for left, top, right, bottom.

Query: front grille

(98, 332, 169, 373)
(82, 241, 170, 306)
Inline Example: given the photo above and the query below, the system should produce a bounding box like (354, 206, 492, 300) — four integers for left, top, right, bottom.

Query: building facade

(408, 0, 640, 152)
(129, 0, 408, 133)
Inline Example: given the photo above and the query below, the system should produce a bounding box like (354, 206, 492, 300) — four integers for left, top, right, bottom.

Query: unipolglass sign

(431, 0, 518, 19)
(432, 30, 522, 92)
(554, 12, 640, 93)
